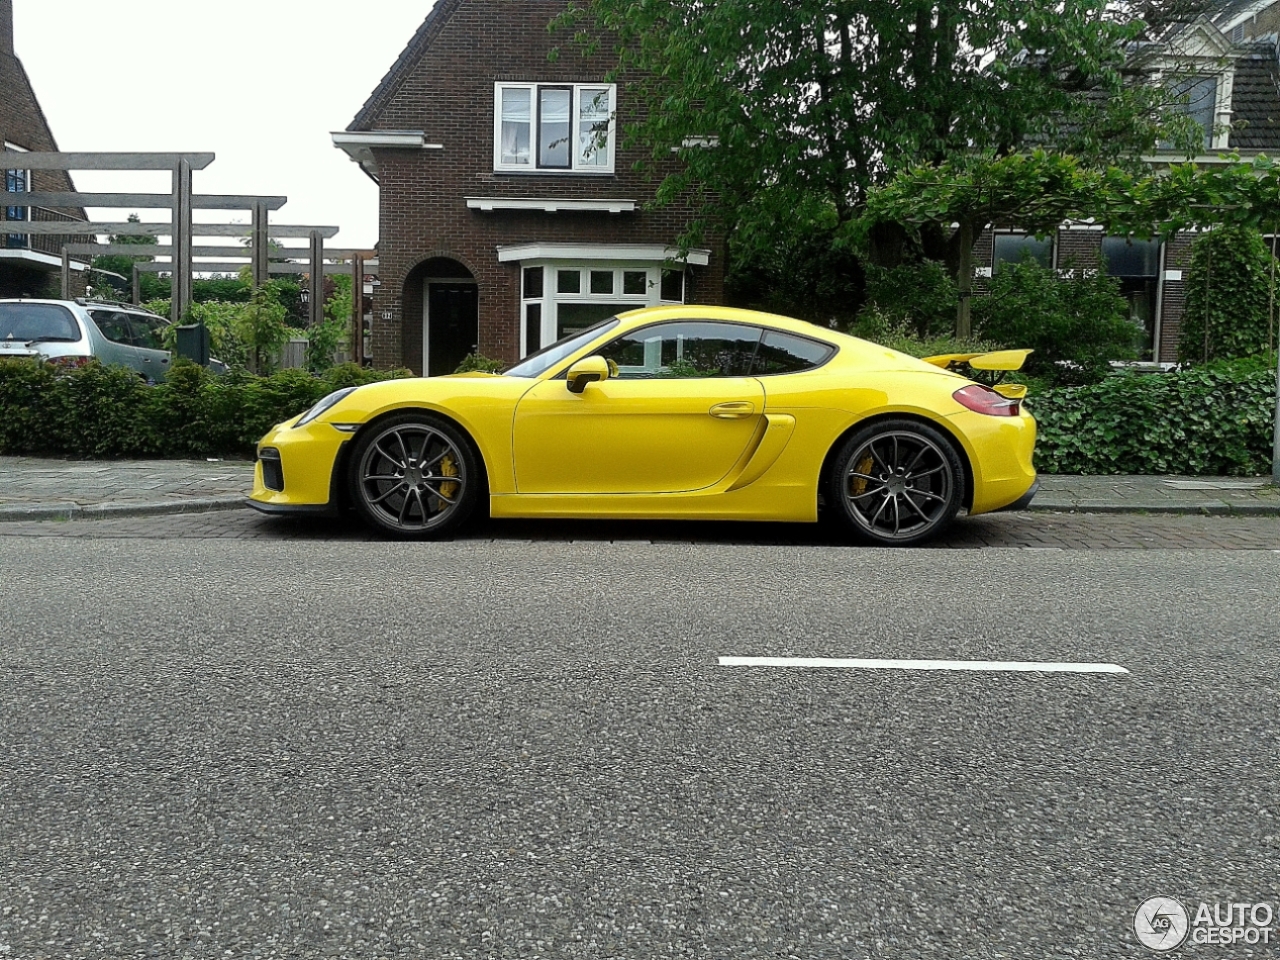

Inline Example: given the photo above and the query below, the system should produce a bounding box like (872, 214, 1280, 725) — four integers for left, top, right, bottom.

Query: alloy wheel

(355, 420, 469, 534)
(840, 427, 959, 544)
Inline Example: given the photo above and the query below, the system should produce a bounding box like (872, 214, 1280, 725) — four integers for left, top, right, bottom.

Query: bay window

(520, 263, 685, 356)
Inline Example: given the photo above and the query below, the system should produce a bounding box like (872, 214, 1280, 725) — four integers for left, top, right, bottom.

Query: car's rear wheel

(349, 413, 480, 538)
(829, 419, 964, 546)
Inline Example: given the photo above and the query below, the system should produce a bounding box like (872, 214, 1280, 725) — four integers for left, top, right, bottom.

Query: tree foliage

(973, 259, 1140, 385)
(558, 0, 1203, 267)
(90, 213, 158, 296)
(306, 274, 353, 373)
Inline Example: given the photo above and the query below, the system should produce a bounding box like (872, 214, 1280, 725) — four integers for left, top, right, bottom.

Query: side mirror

(566, 355, 611, 394)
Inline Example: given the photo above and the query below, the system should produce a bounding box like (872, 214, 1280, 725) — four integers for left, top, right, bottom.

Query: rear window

(0, 303, 81, 343)
(752, 331, 835, 375)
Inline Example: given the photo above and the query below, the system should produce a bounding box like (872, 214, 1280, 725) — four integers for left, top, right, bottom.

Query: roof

(1229, 45, 1280, 148)
(1210, 0, 1275, 31)
(348, 0, 463, 132)
(0, 44, 86, 225)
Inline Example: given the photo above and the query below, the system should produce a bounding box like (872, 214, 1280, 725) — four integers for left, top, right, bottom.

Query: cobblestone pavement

(1, 505, 1277, 550)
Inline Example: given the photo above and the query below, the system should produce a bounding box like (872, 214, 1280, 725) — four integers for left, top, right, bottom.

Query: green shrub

(1179, 226, 1277, 363)
(47, 361, 155, 458)
(861, 261, 959, 337)
(848, 308, 999, 359)
(974, 260, 1141, 386)
(0, 359, 411, 460)
(0, 359, 58, 455)
(145, 360, 218, 459)
(453, 353, 506, 373)
(1032, 363, 1277, 474)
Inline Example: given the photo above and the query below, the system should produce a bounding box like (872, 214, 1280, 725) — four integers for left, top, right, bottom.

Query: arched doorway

(403, 257, 477, 376)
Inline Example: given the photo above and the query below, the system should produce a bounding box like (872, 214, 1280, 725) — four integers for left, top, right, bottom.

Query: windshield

(0, 303, 81, 343)
(504, 318, 620, 378)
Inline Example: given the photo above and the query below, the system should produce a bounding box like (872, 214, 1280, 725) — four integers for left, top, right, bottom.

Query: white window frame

(493, 83, 616, 174)
(518, 260, 684, 357)
(1163, 72, 1230, 151)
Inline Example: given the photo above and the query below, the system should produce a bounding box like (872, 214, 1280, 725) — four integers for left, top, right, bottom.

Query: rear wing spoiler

(922, 349, 1033, 400)
(922, 349, 1032, 372)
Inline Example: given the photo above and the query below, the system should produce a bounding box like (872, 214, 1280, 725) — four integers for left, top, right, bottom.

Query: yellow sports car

(249, 305, 1037, 546)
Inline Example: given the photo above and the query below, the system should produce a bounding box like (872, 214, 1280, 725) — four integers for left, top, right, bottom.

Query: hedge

(2, 356, 1277, 475)
(0, 359, 410, 460)
(1031, 364, 1278, 475)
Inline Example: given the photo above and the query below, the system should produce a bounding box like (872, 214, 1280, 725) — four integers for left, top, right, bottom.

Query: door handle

(709, 401, 755, 419)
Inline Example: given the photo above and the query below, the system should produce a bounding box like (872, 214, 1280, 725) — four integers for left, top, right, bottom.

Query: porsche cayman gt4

(248, 306, 1037, 545)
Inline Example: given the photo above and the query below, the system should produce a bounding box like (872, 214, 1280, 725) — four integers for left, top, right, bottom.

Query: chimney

(1, 0, 12, 57)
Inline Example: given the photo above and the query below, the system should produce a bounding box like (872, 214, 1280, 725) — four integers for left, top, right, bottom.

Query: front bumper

(248, 417, 350, 512)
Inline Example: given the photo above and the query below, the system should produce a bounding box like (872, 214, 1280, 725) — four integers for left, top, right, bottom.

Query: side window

(128, 314, 167, 350)
(597, 322, 762, 379)
(90, 311, 135, 345)
(751, 331, 835, 375)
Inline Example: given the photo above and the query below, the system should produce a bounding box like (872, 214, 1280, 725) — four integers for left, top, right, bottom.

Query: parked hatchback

(0, 298, 178, 382)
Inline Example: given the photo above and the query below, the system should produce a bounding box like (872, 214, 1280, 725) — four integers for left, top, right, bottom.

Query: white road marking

(718, 656, 1129, 674)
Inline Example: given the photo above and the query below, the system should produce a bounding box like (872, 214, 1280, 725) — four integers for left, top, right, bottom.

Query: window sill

(491, 169, 617, 178)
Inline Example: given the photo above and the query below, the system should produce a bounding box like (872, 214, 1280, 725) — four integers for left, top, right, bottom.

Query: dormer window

(1168, 74, 1218, 150)
(494, 83, 615, 173)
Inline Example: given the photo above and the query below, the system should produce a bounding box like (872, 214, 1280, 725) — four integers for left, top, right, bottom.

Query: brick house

(0, 0, 88, 299)
(977, 3, 1280, 363)
(334, 0, 725, 375)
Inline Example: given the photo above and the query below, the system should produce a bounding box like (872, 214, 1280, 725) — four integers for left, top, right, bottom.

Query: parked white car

(0, 298, 221, 382)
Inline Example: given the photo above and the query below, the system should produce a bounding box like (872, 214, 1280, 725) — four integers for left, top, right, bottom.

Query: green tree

(235, 283, 291, 374)
(305, 274, 353, 373)
(559, 0, 1207, 273)
(1179, 227, 1277, 364)
(90, 213, 157, 298)
(973, 259, 1140, 385)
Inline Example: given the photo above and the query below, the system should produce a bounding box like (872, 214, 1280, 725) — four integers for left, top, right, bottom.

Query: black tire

(828, 419, 965, 546)
(348, 412, 481, 539)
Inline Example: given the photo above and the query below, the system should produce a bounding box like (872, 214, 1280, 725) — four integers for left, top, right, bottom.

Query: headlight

(294, 387, 358, 428)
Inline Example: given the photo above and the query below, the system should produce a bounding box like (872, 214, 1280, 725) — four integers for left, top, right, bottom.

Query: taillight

(953, 384, 1021, 417)
(46, 356, 93, 371)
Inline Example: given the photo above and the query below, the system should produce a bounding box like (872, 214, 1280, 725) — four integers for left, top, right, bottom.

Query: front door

(425, 283, 478, 377)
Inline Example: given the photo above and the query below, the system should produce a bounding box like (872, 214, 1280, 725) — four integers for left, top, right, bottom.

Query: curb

(0, 497, 247, 523)
(1027, 500, 1280, 516)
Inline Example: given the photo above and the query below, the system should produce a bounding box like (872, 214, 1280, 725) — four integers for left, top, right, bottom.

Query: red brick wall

(1055, 228, 1102, 270)
(359, 0, 724, 370)
(1158, 232, 1196, 362)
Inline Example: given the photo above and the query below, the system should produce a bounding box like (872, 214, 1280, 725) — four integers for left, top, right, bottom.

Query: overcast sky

(13, 0, 437, 251)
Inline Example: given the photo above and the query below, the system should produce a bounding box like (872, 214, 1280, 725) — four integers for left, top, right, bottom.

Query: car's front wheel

(349, 413, 480, 538)
(829, 419, 964, 546)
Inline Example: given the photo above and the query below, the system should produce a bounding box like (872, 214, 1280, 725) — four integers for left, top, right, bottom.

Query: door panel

(426, 283, 478, 377)
(512, 376, 765, 494)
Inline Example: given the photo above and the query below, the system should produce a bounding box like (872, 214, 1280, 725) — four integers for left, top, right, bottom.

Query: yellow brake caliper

(436, 454, 459, 509)
(849, 454, 874, 497)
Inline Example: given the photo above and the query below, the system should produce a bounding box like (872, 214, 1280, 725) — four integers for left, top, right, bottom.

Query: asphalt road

(1, 528, 1278, 958)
